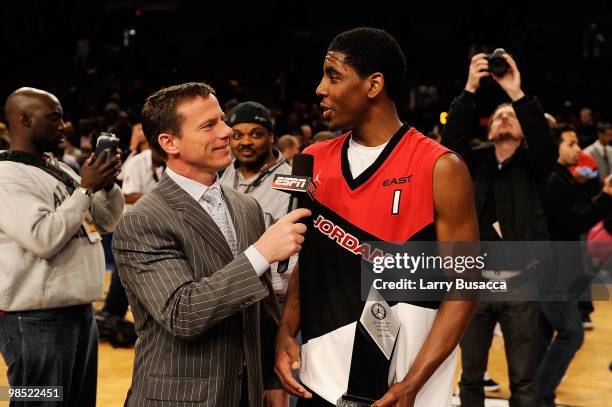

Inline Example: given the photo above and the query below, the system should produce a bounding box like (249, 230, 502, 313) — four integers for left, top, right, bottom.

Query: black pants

(103, 268, 130, 317)
(577, 300, 593, 319)
(536, 301, 584, 406)
(459, 302, 539, 407)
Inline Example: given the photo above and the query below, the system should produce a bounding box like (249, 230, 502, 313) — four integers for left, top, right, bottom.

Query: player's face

(316, 51, 370, 131)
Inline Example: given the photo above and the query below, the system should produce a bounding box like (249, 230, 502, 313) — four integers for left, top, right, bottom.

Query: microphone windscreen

(291, 153, 314, 177)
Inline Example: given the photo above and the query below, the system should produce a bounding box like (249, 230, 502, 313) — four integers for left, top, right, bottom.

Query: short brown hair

(141, 82, 215, 158)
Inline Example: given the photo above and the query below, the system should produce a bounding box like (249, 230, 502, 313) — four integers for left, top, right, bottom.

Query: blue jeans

(0, 304, 98, 406)
(536, 301, 584, 406)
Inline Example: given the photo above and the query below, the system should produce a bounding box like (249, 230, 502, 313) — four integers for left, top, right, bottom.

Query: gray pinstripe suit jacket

(112, 174, 279, 407)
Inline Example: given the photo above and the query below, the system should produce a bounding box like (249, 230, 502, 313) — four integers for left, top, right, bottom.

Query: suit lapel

(156, 174, 233, 263)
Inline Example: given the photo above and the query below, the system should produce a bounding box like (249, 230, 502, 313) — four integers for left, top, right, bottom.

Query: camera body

(485, 48, 510, 77)
(94, 132, 119, 161)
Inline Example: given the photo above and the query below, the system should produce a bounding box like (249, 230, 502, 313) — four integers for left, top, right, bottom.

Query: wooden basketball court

(1, 277, 611, 406)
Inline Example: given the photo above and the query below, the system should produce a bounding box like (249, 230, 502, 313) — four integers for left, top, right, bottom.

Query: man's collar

(165, 166, 220, 202)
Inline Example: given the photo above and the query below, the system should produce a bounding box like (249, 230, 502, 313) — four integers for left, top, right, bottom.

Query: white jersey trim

(299, 303, 457, 406)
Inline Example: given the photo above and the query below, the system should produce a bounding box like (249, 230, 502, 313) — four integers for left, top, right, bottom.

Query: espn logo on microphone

(272, 174, 317, 199)
(272, 175, 309, 192)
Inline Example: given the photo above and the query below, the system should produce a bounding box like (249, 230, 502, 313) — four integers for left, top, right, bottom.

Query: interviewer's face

(172, 95, 233, 174)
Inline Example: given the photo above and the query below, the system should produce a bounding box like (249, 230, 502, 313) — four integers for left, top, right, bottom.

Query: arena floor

(1, 274, 610, 407)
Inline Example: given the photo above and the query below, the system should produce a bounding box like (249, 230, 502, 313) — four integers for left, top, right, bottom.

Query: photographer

(442, 52, 557, 406)
(0, 88, 124, 406)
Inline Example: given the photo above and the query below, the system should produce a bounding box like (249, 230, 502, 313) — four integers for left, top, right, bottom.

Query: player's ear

(367, 72, 384, 99)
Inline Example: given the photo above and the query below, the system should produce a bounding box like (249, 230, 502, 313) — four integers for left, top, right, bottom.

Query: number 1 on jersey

(392, 189, 401, 215)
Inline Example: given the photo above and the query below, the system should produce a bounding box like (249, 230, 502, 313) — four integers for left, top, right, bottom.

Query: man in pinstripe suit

(112, 82, 310, 406)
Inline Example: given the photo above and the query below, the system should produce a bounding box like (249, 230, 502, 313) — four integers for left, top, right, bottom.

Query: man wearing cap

(221, 101, 296, 406)
(221, 101, 297, 290)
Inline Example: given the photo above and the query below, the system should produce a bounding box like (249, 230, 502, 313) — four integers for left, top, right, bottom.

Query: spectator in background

(277, 134, 301, 163)
(443, 52, 557, 407)
(79, 118, 97, 148)
(0, 122, 10, 150)
(220, 100, 294, 406)
(103, 102, 120, 132)
(293, 132, 305, 150)
(122, 148, 166, 204)
(96, 143, 165, 348)
(312, 130, 336, 143)
(0, 87, 124, 406)
(584, 122, 612, 182)
(577, 107, 597, 147)
(58, 121, 83, 172)
(300, 123, 313, 147)
(118, 123, 148, 180)
(410, 84, 439, 135)
(108, 110, 133, 151)
(220, 101, 292, 229)
(538, 124, 612, 407)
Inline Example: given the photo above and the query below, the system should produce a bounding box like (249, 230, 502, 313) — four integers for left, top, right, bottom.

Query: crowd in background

(1, 5, 612, 406)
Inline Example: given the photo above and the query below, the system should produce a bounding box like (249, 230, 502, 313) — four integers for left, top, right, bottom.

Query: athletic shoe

(582, 315, 594, 330)
(483, 371, 500, 392)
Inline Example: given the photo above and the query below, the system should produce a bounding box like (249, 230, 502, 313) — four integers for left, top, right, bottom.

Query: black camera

(485, 48, 510, 77)
(94, 132, 119, 161)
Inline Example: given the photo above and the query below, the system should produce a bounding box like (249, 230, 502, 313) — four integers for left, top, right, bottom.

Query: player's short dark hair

(555, 123, 576, 145)
(141, 82, 215, 158)
(328, 27, 407, 100)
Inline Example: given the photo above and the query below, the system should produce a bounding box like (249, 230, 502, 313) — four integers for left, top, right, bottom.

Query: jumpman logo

(313, 170, 322, 184)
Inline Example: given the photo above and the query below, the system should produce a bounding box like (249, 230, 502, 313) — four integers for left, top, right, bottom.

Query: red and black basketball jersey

(299, 123, 452, 344)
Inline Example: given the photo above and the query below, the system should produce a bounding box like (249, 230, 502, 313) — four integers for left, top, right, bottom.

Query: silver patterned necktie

(201, 187, 238, 257)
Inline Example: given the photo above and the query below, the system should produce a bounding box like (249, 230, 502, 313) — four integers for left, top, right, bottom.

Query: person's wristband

(76, 186, 94, 198)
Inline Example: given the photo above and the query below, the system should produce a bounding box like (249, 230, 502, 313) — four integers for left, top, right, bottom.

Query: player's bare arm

(374, 153, 479, 407)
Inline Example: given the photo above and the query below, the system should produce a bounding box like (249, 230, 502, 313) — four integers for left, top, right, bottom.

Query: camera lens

(488, 53, 509, 77)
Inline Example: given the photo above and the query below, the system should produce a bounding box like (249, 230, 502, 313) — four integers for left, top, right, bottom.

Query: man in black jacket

(537, 125, 612, 407)
(442, 52, 557, 407)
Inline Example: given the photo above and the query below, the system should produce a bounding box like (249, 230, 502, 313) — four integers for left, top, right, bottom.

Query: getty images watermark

(360, 241, 612, 302)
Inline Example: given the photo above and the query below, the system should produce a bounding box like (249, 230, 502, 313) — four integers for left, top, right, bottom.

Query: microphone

(272, 153, 315, 273)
